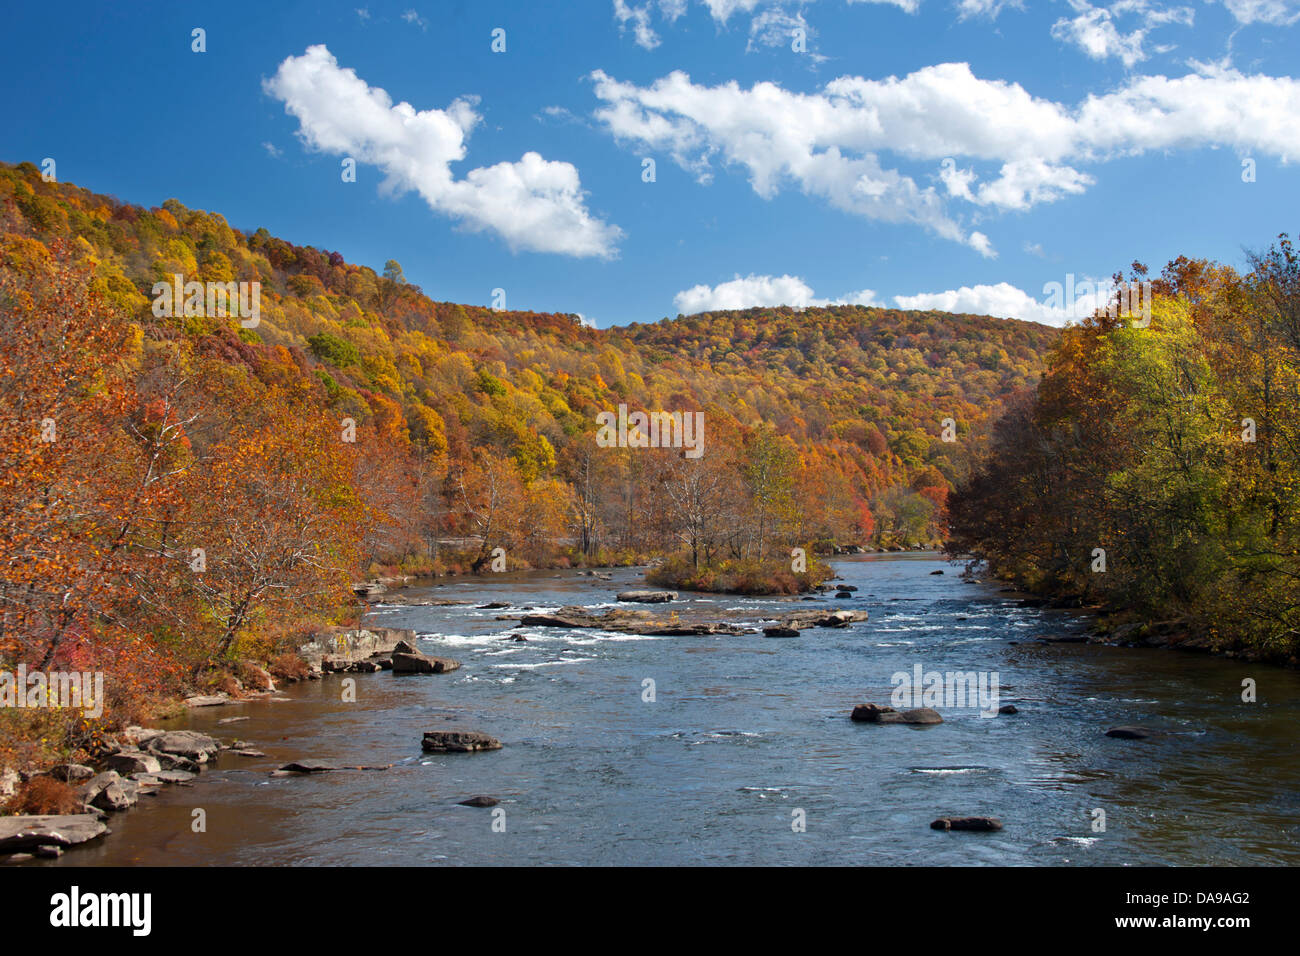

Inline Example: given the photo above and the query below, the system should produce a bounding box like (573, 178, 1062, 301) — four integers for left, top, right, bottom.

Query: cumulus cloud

(590, 61, 1300, 253)
(893, 279, 1114, 325)
(265, 45, 622, 259)
(673, 273, 1125, 325)
(673, 273, 882, 312)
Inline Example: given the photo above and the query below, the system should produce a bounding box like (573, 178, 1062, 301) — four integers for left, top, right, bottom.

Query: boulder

(763, 626, 801, 638)
(834, 591, 853, 599)
(0, 767, 19, 798)
(930, 570, 945, 575)
(421, 731, 503, 753)
(616, 590, 677, 603)
(478, 601, 511, 609)
(391, 651, 461, 674)
(145, 730, 221, 764)
(45, 763, 95, 783)
(81, 771, 136, 812)
(393, 639, 420, 655)
(458, 795, 500, 807)
(104, 750, 162, 776)
(998, 704, 1018, 715)
(851, 703, 943, 725)
(931, 817, 1003, 832)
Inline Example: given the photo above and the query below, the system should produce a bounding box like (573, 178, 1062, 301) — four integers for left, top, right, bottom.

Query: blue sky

(2, 0, 1298, 327)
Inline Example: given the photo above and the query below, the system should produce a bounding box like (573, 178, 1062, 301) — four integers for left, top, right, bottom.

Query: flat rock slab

(617, 590, 678, 603)
(422, 731, 503, 753)
(183, 695, 230, 708)
(0, 814, 109, 853)
(931, 817, 1003, 832)
(278, 760, 336, 773)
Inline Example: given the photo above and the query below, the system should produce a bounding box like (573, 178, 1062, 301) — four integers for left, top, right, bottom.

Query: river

(51, 553, 1300, 866)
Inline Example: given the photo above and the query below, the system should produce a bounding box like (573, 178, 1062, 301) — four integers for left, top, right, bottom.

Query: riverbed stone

(1105, 726, 1159, 740)
(764, 626, 801, 637)
(421, 731, 503, 753)
(392, 651, 461, 674)
(145, 730, 221, 764)
(931, 816, 1003, 831)
(0, 814, 109, 854)
(104, 750, 162, 776)
(458, 795, 500, 807)
(617, 590, 678, 603)
(851, 704, 943, 725)
(278, 760, 335, 774)
(81, 771, 136, 812)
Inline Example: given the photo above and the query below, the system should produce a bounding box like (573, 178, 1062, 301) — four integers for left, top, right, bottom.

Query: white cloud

(614, 0, 662, 49)
(893, 279, 1112, 325)
(401, 9, 428, 30)
(1050, 1, 1195, 67)
(590, 60, 1300, 253)
(954, 0, 1022, 18)
(673, 273, 882, 312)
(1219, 0, 1300, 24)
(265, 45, 622, 259)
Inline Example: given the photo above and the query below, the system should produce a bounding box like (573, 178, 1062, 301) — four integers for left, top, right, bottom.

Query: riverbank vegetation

(0, 160, 1051, 768)
(948, 238, 1300, 660)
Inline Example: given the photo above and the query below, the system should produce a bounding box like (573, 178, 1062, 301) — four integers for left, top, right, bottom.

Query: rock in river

(1105, 726, 1160, 740)
(104, 749, 163, 776)
(278, 760, 336, 774)
(392, 650, 461, 674)
(764, 626, 801, 638)
(421, 731, 503, 753)
(459, 795, 500, 807)
(145, 730, 221, 764)
(931, 817, 1003, 832)
(616, 590, 677, 603)
(0, 814, 109, 855)
(851, 703, 943, 725)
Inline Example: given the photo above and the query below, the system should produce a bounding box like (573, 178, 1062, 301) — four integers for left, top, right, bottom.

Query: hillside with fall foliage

(0, 158, 1056, 753)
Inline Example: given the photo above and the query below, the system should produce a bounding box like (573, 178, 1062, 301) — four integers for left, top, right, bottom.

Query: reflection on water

(49, 554, 1300, 866)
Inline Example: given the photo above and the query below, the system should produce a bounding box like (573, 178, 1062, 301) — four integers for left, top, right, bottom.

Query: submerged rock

(421, 731, 503, 753)
(851, 703, 943, 725)
(1105, 726, 1160, 740)
(998, 704, 1018, 715)
(931, 816, 1003, 832)
(458, 795, 500, 807)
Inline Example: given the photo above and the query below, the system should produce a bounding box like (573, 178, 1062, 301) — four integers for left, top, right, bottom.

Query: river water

(55, 554, 1300, 866)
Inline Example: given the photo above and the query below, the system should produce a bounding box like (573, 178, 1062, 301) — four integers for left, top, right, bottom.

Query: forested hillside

(948, 244, 1300, 659)
(0, 158, 1054, 743)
